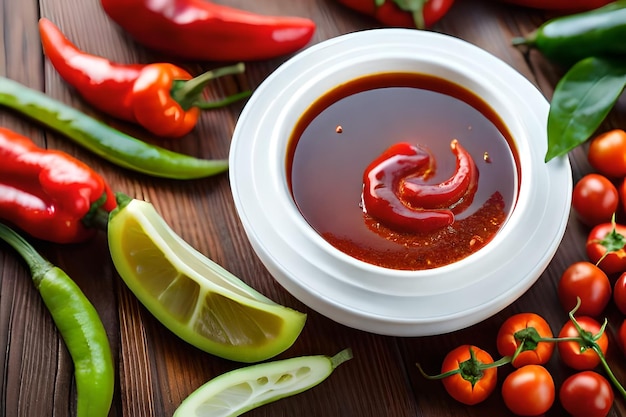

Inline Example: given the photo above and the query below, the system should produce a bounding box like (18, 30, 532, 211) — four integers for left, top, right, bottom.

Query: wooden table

(1, 0, 625, 416)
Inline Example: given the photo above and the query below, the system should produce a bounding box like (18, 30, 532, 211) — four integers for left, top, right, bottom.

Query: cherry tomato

(614, 273, 626, 315)
(572, 174, 618, 227)
(558, 317, 609, 370)
(558, 262, 611, 317)
(440, 345, 497, 405)
(501, 364, 555, 416)
(586, 222, 626, 275)
(588, 129, 626, 178)
(496, 313, 554, 367)
(559, 371, 614, 417)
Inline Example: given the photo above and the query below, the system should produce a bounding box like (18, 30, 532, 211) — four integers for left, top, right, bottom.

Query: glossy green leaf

(545, 57, 626, 162)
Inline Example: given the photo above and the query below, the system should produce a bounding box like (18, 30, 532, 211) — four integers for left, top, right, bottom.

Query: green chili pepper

(512, 1, 626, 67)
(545, 56, 626, 162)
(0, 76, 228, 179)
(0, 222, 114, 417)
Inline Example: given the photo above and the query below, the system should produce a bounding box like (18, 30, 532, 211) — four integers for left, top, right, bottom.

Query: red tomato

(586, 222, 626, 275)
(496, 313, 554, 367)
(559, 371, 614, 417)
(558, 262, 611, 316)
(502, 365, 555, 416)
(572, 174, 618, 227)
(588, 129, 626, 178)
(558, 317, 609, 370)
(614, 273, 626, 315)
(440, 345, 497, 405)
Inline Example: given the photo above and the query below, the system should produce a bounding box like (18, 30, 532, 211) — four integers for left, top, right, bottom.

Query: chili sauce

(286, 72, 518, 270)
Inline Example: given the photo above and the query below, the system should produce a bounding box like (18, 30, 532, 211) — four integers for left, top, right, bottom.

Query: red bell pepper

(337, 0, 454, 29)
(493, 0, 613, 11)
(99, 0, 316, 62)
(0, 127, 116, 244)
(39, 18, 250, 138)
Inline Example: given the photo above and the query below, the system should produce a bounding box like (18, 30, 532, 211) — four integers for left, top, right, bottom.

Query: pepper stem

(171, 63, 251, 111)
(0, 222, 51, 286)
(391, 0, 427, 29)
(82, 192, 112, 232)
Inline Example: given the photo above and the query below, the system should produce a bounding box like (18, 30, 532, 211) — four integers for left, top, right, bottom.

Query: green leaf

(545, 57, 626, 162)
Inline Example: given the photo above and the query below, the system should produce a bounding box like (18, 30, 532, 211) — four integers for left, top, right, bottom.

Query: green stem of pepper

(171, 62, 252, 111)
(0, 76, 228, 179)
(0, 222, 115, 417)
(391, 0, 427, 29)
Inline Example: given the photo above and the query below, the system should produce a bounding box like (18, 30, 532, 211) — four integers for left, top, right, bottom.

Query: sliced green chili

(0, 76, 228, 179)
(0, 222, 114, 417)
(512, 1, 626, 67)
(545, 56, 626, 162)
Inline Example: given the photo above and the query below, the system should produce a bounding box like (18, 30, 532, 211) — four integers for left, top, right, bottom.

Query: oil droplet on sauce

(286, 72, 519, 270)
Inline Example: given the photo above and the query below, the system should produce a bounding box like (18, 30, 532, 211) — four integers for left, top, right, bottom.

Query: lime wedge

(107, 195, 306, 363)
(173, 349, 353, 417)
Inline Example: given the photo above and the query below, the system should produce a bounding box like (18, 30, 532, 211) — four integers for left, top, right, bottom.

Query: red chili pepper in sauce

(100, 0, 316, 62)
(362, 142, 454, 233)
(39, 18, 250, 138)
(0, 128, 116, 243)
(400, 139, 478, 211)
(337, 0, 455, 29)
(362, 140, 478, 233)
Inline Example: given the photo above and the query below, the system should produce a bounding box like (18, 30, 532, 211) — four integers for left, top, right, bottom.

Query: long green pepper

(0, 223, 114, 417)
(513, 1, 626, 67)
(0, 76, 228, 179)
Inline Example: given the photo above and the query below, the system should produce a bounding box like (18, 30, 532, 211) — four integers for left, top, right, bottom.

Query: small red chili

(0, 127, 116, 244)
(361, 140, 478, 233)
(100, 0, 316, 62)
(39, 18, 250, 138)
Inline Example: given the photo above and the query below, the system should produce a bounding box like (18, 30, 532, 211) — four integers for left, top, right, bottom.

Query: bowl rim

(229, 28, 572, 336)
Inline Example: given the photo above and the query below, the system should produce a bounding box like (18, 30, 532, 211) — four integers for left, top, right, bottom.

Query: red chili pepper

(361, 142, 454, 233)
(0, 128, 116, 244)
(39, 18, 250, 138)
(361, 140, 479, 233)
(99, 0, 316, 62)
(400, 139, 478, 211)
(337, 0, 454, 29)
(493, 0, 613, 11)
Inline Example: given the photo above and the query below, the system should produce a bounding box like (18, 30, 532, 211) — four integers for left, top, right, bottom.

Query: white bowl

(229, 29, 571, 336)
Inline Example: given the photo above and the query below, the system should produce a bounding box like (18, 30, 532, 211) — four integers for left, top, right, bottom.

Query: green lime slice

(107, 195, 307, 363)
(174, 349, 353, 416)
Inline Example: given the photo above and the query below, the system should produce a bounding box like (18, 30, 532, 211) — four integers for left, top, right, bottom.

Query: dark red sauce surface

(286, 72, 518, 270)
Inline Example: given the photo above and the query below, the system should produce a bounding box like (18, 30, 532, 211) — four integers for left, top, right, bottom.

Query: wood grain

(1, 0, 625, 416)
